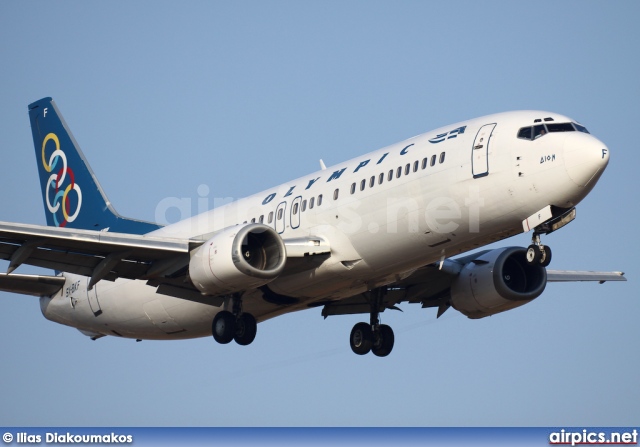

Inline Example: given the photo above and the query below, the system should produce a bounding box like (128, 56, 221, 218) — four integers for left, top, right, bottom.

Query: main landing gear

(349, 288, 395, 357)
(526, 232, 552, 267)
(211, 294, 257, 346)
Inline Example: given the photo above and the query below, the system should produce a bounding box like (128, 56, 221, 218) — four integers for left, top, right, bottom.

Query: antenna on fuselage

(319, 159, 327, 170)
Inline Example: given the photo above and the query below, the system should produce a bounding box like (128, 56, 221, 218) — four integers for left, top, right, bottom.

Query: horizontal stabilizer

(0, 273, 65, 297)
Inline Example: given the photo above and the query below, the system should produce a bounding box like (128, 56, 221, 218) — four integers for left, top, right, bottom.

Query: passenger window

(396, 167, 402, 178)
(333, 189, 339, 200)
(378, 173, 384, 185)
(430, 155, 436, 166)
(369, 176, 375, 188)
(277, 209, 283, 220)
(302, 200, 307, 212)
(517, 127, 533, 140)
(422, 158, 428, 169)
(310, 198, 315, 209)
(413, 160, 419, 172)
(317, 195, 323, 206)
(405, 164, 410, 175)
(350, 182, 356, 194)
(268, 212, 273, 223)
(388, 170, 393, 181)
(533, 125, 547, 139)
(360, 179, 366, 191)
(259, 215, 264, 223)
(251, 218, 256, 223)
(439, 152, 445, 164)
(293, 203, 299, 215)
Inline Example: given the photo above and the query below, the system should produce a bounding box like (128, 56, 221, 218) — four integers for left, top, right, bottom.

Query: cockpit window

(517, 122, 590, 140)
(546, 122, 575, 132)
(533, 124, 546, 139)
(573, 123, 590, 134)
(517, 127, 532, 140)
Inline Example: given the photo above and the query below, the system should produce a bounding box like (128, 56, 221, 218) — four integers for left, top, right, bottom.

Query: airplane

(0, 97, 626, 357)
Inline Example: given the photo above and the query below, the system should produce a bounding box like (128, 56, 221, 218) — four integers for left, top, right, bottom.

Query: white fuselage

(40, 110, 610, 340)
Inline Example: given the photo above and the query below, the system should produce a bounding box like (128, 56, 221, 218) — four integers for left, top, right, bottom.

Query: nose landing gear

(524, 206, 577, 268)
(526, 233, 552, 267)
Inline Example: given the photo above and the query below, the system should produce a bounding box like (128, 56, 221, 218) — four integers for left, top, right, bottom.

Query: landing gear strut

(211, 294, 257, 346)
(526, 232, 552, 267)
(349, 288, 395, 357)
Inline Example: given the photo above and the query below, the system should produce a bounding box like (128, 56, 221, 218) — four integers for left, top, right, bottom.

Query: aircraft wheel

(212, 311, 236, 344)
(526, 245, 541, 265)
(350, 322, 373, 355)
(372, 324, 394, 357)
(540, 246, 552, 267)
(234, 313, 257, 346)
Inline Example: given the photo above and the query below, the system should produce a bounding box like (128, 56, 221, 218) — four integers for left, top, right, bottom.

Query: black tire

(540, 246, 552, 267)
(526, 245, 541, 264)
(350, 322, 373, 355)
(234, 313, 257, 346)
(212, 311, 236, 344)
(372, 324, 394, 357)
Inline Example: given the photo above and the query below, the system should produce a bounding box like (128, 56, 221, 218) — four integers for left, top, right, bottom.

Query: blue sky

(0, 1, 638, 426)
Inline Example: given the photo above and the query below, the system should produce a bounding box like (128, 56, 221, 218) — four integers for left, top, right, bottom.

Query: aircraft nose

(563, 133, 610, 187)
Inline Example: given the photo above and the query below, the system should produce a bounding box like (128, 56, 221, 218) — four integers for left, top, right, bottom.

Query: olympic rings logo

(42, 133, 82, 227)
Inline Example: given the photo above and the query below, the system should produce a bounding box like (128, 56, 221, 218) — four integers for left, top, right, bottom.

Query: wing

(0, 221, 197, 288)
(546, 270, 626, 283)
(321, 255, 627, 318)
(321, 262, 460, 318)
(0, 221, 332, 301)
(0, 220, 211, 302)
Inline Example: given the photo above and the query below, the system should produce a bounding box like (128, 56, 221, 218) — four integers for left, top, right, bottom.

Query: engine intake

(450, 247, 547, 319)
(189, 223, 286, 295)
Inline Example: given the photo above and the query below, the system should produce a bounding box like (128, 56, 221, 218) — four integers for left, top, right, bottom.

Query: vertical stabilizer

(28, 97, 161, 234)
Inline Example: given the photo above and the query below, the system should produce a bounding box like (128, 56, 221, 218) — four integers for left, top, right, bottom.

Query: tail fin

(28, 97, 161, 234)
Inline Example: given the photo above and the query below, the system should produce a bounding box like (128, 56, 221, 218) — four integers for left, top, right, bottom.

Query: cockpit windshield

(517, 122, 589, 140)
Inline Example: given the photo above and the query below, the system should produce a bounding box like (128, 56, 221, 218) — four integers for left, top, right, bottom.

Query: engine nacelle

(189, 223, 286, 295)
(450, 247, 547, 319)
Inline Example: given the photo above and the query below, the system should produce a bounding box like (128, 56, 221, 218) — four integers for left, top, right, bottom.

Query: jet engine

(450, 247, 547, 319)
(189, 223, 287, 296)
